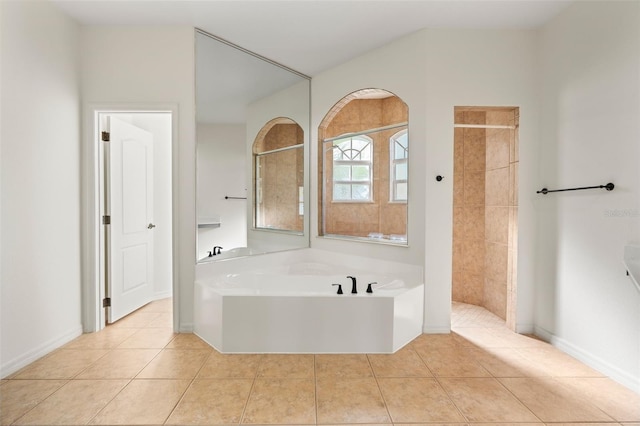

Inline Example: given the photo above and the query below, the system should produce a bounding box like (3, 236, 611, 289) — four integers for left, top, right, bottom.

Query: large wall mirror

(196, 29, 311, 262)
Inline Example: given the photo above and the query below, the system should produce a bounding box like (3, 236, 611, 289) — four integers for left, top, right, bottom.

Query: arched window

(390, 129, 408, 202)
(318, 89, 408, 242)
(331, 135, 373, 201)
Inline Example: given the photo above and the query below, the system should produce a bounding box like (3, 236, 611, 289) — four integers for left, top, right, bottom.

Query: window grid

(331, 136, 373, 202)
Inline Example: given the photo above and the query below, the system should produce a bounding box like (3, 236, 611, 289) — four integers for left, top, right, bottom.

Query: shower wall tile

(486, 129, 510, 170)
(485, 167, 510, 206)
(454, 270, 483, 305)
(485, 110, 514, 126)
(452, 238, 464, 273)
(464, 171, 485, 206)
(485, 242, 508, 284)
(463, 129, 486, 172)
(453, 172, 464, 206)
(463, 207, 485, 240)
(453, 207, 464, 240)
(485, 206, 509, 245)
(453, 107, 518, 317)
(461, 270, 484, 305)
(454, 129, 464, 171)
(463, 239, 485, 275)
(452, 270, 464, 302)
(463, 111, 486, 125)
(484, 277, 507, 320)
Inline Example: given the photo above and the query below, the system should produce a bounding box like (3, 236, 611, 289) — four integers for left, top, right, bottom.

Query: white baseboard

(515, 323, 535, 335)
(179, 322, 193, 333)
(423, 326, 452, 334)
(1, 325, 83, 379)
(153, 291, 172, 301)
(534, 325, 640, 393)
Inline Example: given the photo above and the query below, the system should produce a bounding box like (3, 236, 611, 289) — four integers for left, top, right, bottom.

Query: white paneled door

(106, 116, 154, 323)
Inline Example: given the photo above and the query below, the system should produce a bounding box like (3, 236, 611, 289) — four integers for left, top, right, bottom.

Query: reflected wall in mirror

(318, 89, 409, 244)
(196, 29, 311, 262)
(253, 118, 304, 233)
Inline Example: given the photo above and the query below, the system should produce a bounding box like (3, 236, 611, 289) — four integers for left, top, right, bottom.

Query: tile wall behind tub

(452, 108, 518, 326)
(323, 97, 408, 237)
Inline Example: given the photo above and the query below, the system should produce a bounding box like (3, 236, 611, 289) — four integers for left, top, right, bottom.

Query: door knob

(147, 223, 156, 229)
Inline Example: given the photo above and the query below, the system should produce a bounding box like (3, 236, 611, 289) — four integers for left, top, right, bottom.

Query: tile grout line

(86, 319, 168, 425)
(366, 353, 394, 425)
(161, 340, 214, 425)
(7, 378, 72, 426)
(238, 353, 264, 425)
(84, 378, 134, 425)
(431, 374, 471, 424)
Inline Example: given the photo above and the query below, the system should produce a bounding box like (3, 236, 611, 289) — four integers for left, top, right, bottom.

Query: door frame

(82, 103, 179, 332)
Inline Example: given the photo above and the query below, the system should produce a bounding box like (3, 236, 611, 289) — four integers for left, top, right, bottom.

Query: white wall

(0, 1, 82, 376)
(197, 123, 247, 259)
(423, 29, 539, 333)
(536, 1, 640, 391)
(81, 26, 196, 331)
(311, 31, 428, 266)
(311, 28, 539, 333)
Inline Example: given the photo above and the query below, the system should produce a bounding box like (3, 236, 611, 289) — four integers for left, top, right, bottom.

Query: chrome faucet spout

(347, 276, 357, 294)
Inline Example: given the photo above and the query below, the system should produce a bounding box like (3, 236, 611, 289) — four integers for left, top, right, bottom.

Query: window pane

(333, 183, 351, 200)
(395, 182, 408, 200)
(395, 142, 407, 159)
(351, 138, 367, 151)
(359, 143, 372, 161)
(351, 165, 370, 181)
(352, 184, 370, 200)
(333, 144, 346, 160)
(333, 164, 351, 181)
(395, 162, 407, 180)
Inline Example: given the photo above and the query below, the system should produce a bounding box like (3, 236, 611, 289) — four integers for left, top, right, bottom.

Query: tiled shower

(452, 107, 519, 329)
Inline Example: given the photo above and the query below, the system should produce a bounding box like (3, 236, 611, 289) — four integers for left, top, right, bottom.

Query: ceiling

(51, 0, 572, 76)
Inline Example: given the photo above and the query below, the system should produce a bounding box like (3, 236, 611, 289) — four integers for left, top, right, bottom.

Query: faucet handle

(332, 284, 343, 294)
(366, 282, 378, 293)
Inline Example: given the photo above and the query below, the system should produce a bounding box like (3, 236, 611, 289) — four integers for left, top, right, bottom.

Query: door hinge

(102, 297, 111, 308)
(101, 131, 110, 142)
(102, 215, 111, 225)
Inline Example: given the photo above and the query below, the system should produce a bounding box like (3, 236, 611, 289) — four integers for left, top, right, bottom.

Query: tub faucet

(366, 282, 378, 293)
(212, 246, 223, 256)
(347, 276, 357, 294)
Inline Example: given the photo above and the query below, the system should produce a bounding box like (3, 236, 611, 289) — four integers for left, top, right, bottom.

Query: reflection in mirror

(195, 29, 310, 262)
(318, 89, 409, 244)
(253, 118, 304, 233)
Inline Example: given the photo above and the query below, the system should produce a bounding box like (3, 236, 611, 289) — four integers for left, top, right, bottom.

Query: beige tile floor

(1, 298, 639, 425)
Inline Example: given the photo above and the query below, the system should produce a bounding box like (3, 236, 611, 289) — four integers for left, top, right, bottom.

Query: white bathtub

(199, 247, 265, 262)
(194, 249, 424, 353)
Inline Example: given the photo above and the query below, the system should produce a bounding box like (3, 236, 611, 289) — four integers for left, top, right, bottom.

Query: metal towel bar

(537, 182, 614, 194)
